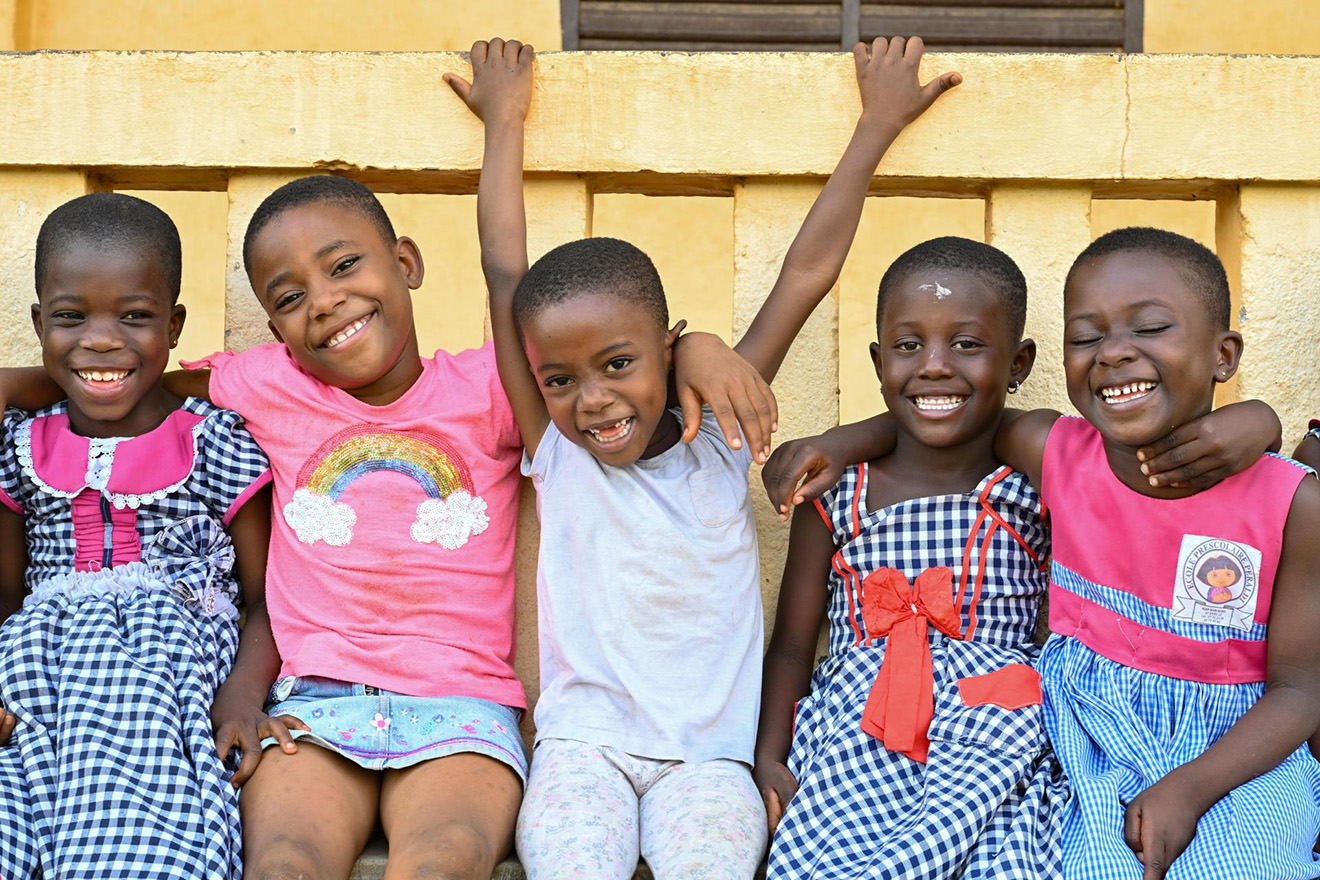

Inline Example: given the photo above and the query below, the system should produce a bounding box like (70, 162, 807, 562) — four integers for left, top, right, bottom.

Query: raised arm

(1122, 477, 1320, 879)
(734, 37, 960, 383)
(446, 38, 550, 457)
(754, 503, 835, 834)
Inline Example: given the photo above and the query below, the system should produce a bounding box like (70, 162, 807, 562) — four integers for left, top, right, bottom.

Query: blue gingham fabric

(1039, 571, 1320, 880)
(0, 400, 269, 879)
(768, 464, 1066, 880)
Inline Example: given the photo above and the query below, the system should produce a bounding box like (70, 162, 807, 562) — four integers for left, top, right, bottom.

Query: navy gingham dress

(768, 464, 1066, 879)
(0, 400, 270, 880)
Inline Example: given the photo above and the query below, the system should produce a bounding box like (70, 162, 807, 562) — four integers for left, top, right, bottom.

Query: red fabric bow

(859, 567, 962, 763)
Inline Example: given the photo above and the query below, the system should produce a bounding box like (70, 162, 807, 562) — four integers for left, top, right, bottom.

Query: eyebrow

(535, 341, 633, 373)
(1068, 299, 1175, 323)
(263, 239, 355, 298)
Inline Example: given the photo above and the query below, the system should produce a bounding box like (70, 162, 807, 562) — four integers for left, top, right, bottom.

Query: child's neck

(639, 410, 682, 460)
(869, 429, 1001, 510)
(67, 387, 183, 440)
(1101, 438, 1203, 500)
(344, 338, 424, 407)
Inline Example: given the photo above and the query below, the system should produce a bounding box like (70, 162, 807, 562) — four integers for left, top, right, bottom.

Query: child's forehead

(885, 271, 1008, 329)
(254, 200, 388, 256)
(1065, 249, 1192, 311)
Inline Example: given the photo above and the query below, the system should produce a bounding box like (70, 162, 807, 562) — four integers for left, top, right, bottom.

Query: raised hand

(854, 36, 961, 137)
(444, 37, 535, 126)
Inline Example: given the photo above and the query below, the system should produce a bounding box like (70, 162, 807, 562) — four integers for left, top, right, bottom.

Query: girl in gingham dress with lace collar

(0, 194, 273, 880)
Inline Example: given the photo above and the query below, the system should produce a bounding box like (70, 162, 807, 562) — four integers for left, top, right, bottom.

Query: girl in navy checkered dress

(756, 237, 1067, 879)
(0, 194, 277, 880)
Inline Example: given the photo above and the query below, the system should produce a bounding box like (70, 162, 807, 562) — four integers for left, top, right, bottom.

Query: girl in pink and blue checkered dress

(0, 194, 277, 880)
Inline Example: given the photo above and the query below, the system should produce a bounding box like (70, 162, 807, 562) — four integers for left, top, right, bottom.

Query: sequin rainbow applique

(282, 426, 489, 549)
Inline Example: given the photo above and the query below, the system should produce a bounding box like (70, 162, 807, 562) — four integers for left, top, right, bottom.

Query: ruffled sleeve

(0, 408, 31, 514)
(187, 404, 272, 525)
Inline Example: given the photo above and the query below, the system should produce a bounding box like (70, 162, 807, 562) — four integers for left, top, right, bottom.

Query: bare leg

(380, 753, 522, 880)
(241, 744, 380, 880)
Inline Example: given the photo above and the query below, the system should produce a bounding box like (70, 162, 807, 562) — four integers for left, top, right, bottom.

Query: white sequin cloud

(283, 488, 357, 547)
(411, 490, 490, 549)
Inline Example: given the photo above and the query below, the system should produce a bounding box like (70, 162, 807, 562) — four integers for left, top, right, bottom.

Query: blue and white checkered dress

(0, 399, 270, 880)
(768, 464, 1066, 879)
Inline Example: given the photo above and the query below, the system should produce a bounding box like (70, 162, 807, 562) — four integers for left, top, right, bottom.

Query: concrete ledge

(1, 51, 1319, 182)
(347, 839, 768, 879)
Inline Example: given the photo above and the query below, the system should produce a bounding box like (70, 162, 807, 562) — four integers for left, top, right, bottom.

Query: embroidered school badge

(1172, 534, 1261, 632)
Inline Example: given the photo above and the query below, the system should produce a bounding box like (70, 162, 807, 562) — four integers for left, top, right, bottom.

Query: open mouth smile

(322, 313, 374, 349)
(1099, 381, 1158, 405)
(74, 369, 133, 389)
(912, 394, 968, 413)
(584, 417, 635, 447)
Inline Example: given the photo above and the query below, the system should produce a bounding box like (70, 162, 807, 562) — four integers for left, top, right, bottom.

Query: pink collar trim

(24, 408, 206, 499)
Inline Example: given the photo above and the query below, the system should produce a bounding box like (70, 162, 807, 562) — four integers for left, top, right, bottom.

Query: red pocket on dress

(956, 663, 1043, 710)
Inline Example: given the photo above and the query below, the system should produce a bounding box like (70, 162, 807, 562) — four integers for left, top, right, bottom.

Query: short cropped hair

(1066, 227, 1231, 331)
(877, 237, 1028, 340)
(513, 237, 668, 332)
(35, 193, 183, 303)
(242, 175, 397, 277)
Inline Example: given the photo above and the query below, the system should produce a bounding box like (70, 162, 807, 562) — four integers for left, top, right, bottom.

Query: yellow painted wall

(1145, 0, 1320, 54)
(14, 0, 561, 51)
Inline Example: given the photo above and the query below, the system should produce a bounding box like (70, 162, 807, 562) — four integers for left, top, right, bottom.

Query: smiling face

(247, 202, 424, 404)
(872, 269, 1032, 449)
(1063, 250, 1241, 449)
(521, 291, 680, 467)
(32, 242, 184, 438)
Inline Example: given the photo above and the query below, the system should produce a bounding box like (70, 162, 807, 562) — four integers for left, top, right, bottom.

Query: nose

(78, 316, 126, 352)
(916, 345, 955, 380)
(576, 376, 614, 413)
(1095, 334, 1137, 367)
(307, 276, 349, 318)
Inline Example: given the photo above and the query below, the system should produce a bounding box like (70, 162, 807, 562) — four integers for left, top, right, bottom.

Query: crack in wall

(1120, 54, 1132, 180)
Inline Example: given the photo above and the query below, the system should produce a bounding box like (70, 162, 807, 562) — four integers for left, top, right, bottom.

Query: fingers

(1123, 800, 1143, 854)
(766, 788, 783, 835)
(762, 448, 803, 518)
(1142, 834, 1168, 880)
(920, 71, 963, 108)
(519, 42, 535, 65)
(794, 464, 840, 509)
(443, 73, 472, 103)
(853, 41, 869, 78)
(903, 35, 924, 60)
(501, 39, 523, 68)
(677, 385, 703, 445)
(469, 39, 488, 66)
(231, 727, 262, 789)
(708, 396, 746, 454)
(886, 36, 906, 60)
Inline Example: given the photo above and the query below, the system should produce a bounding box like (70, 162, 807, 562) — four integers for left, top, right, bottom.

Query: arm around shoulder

(992, 408, 1060, 492)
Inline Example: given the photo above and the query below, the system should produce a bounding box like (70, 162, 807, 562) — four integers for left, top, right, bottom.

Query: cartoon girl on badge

(1197, 554, 1245, 604)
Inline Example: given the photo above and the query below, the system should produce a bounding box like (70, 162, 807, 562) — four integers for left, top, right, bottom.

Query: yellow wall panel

(1145, 0, 1320, 54)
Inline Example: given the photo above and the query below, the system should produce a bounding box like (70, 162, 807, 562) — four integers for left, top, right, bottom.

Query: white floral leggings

(516, 738, 768, 880)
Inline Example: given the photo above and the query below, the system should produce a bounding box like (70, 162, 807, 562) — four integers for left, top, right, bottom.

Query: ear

(869, 341, 884, 386)
(663, 318, 686, 370)
(267, 319, 285, 344)
(1213, 330, 1244, 383)
(395, 236, 425, 290)
(30, 303, 44, 343)
(169, 304, 186, 350)
(1011, 337, 1037, 386)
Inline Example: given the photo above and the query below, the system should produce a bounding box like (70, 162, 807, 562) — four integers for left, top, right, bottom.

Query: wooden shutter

(564, 0, 1142, 52)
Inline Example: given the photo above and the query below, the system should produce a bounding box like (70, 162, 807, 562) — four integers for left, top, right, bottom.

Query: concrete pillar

(1224, 185, 1320, 444)
(733, 180, 839, 637)
(224, 172, 304, 353)
(985, 184, 1093, 414)
(0, 170, 91, 366)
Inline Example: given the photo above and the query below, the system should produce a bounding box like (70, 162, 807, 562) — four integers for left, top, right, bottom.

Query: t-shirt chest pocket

(688, 469, 743, 529)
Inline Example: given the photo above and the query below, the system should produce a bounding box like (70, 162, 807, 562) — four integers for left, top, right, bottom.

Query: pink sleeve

(180, 348, 281, 421)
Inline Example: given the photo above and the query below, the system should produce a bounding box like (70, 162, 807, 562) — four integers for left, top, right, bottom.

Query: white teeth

(77, 370, 128, 383)
(1101, 381, 1157, 401)
(587, 418, 632, 442)
(326, 316, 370, 348)
(914, 395, 966, 412)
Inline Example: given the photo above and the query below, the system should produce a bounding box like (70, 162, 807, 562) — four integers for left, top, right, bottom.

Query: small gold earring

(170, 339, 178, 349)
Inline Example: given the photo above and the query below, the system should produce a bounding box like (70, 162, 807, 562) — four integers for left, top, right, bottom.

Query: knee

(393, 822, 499, 880)
(244, 839, 329, 880)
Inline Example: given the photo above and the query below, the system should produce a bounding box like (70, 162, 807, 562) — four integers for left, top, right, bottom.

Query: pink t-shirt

(188, 342, 525, 707)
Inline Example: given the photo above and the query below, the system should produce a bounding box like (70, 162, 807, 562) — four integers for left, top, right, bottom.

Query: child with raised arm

(0, 173, 766, 880)
(0, 194, 277, 879)
(767, 227, 1320, 880)
(448, 34, 959, 879)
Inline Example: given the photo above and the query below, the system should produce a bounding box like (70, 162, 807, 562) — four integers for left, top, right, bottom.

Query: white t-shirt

(523, 409, 763, 764)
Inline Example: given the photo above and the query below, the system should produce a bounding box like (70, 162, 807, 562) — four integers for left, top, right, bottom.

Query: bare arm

(0, 368, 63, 412)
(0, 505, 25, 744)
(1293, 431, 1320, 471)
(736, 37, 960, 384)
(991, 409, 1061, 492)
(1122, 476, 1320, 879)
(447, 39, 550, 458)
(762, 414, 897, 517)
(753, 504, 835, 834)
(209, 486, 308, 787)
(163, 368, 212, 403)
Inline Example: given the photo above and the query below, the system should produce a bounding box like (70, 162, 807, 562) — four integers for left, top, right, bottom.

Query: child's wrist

(856, 111, 903, 140)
